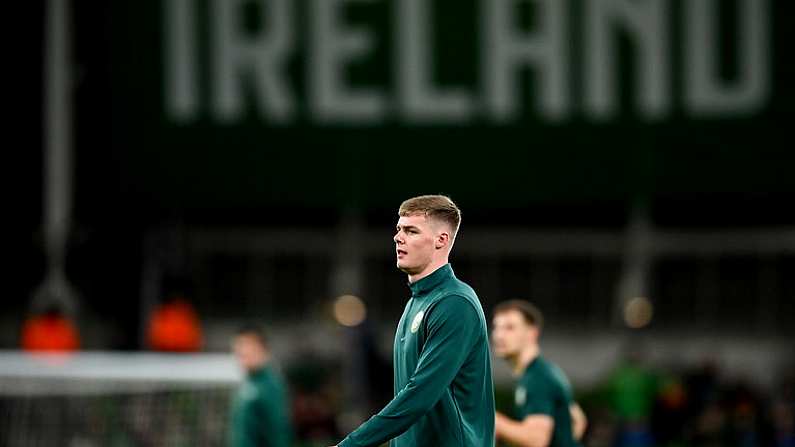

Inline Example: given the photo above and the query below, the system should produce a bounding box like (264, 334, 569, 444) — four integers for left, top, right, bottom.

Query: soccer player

(229, 324, 293, 447)
(334, 195, 495, 447)
(491, 300, 587, 447)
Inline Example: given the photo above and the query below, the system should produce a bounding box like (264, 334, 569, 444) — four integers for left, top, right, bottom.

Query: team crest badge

(515, 386, 526, 406)
(410, 311, 425, 333)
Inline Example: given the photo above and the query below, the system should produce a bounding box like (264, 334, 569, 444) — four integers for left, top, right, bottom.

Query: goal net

(0, 351, 242, 447)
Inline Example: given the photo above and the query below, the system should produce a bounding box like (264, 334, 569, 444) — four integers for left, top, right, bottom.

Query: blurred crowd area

(300, 359, 795, 447)
(215, 355, 795, 447)
(575, 358, 795, 447)
(282, 352, 795, 447)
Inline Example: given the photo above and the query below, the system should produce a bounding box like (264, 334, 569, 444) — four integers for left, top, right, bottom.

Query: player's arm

(230, 398, 261, 447)
(262, 389, 292, 447)
(569, 403, 587, 441)
(337, 296, 480, 447)
(495, 411, 554, 447)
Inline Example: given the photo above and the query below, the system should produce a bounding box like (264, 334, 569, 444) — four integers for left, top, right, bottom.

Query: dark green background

(105, 0, 793, 212)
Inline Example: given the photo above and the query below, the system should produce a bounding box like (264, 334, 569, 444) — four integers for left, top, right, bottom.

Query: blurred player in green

(492, 301, 587, 447)
(229, 324, 292, 447)
(335, 195, 495, 447)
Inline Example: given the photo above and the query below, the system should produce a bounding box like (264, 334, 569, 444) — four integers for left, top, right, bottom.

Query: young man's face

(232, 334, 268, 373)
(394, 213, 440, 275)
(491, 310, 537, 358)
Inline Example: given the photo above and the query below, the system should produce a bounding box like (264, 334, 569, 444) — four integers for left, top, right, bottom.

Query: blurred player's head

(232, 323, 270, 373)
(394, 195, 461, 279)
(491, 300, 543, 360)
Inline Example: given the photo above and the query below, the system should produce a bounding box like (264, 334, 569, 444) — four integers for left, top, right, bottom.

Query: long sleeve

(230, 371, 292, 447)
(339, 296, 481, 447)
(262, 380, 292, 447)
(230, 393, 262, 447)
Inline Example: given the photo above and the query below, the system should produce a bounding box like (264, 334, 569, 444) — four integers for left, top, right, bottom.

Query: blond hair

(399, 195, 461, 238)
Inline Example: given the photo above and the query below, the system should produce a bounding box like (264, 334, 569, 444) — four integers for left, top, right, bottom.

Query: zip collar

(409, 263, 454, 297)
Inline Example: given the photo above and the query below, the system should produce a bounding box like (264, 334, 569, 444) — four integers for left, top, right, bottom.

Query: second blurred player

(492, 300, 587, 447)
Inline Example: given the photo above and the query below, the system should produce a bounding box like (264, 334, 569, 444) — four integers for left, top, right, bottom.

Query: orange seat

(147, 298, 203, 352)
(21, 314, 80, 352)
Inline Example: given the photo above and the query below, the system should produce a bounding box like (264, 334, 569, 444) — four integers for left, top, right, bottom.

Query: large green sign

(110, 0, 792, 209)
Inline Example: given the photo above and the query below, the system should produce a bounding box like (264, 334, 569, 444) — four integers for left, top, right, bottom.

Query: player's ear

(435, 231, 449, 249)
